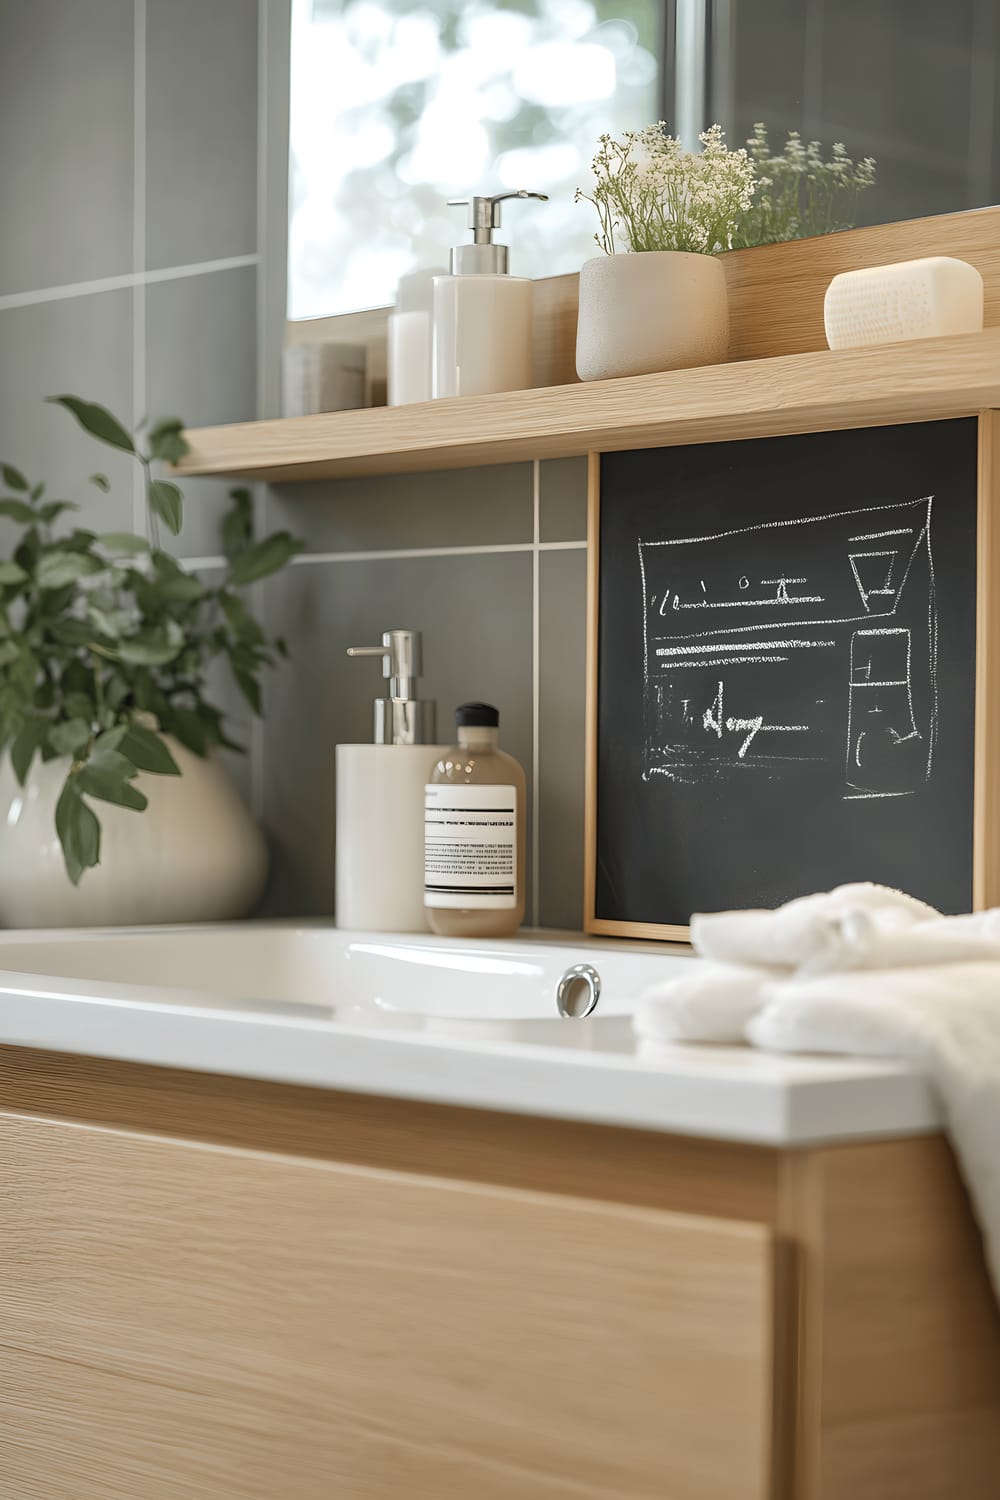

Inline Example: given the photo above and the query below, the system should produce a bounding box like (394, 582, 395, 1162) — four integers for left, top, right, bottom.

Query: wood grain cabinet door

(0, 1114, 776, 1500)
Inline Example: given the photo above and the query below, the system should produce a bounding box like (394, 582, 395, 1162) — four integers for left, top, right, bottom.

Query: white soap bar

(824, 256, 984, 350)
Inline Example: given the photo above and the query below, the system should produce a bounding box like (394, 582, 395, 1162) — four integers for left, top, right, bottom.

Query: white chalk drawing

(639, 496, 937, 790)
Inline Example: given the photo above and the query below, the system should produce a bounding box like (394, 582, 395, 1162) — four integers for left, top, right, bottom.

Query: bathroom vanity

(1, 925, 998, 1500)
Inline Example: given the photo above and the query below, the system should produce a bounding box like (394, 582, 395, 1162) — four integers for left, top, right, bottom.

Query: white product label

(424, 784, 517, 909)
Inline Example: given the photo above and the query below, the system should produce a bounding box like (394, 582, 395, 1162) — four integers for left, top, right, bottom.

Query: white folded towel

(691, 882, 938, 969)
(747, 963, 1000, 1300)
(634, 963, 783, 1045)
(634, 882, 1000, 1299)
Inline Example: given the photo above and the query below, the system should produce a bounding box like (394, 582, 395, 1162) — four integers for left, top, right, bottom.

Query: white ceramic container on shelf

(0, 734, 268, 928)
(335, 742, 448, 933)
(575, 250, 729, 382)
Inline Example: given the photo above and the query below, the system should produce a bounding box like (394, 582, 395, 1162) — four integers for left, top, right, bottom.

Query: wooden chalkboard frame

(584, 411, 1000, 942)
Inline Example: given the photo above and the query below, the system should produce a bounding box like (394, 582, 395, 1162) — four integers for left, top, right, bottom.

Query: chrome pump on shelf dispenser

(432, 189, 548, 400)
(335, 630, 448, 932)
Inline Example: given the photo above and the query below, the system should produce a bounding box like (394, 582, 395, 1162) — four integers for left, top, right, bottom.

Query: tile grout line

(0, 255, 261, 315)
(131, 0, 147, 538)
(249, 0, 271, 824)
(531, 461, 541, 930)
(177, 539, 589, 571)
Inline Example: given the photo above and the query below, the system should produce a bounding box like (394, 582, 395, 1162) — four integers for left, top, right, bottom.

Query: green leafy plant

(732, 124, 877, 248)
(575, 123, 757, 256)
(0, 399, 303, 884)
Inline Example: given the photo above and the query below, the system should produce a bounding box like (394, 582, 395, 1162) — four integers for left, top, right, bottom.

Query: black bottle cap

(455, 701, 499, 727)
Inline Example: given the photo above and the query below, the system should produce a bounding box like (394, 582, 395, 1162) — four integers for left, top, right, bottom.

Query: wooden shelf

(175, 329, 1000, 484)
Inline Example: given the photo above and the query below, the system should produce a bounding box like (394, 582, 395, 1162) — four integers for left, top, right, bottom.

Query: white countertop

(0, 933, 940, 1147)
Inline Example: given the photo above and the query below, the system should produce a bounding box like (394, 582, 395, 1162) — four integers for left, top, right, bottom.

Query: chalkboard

(592, 418, 981, 932)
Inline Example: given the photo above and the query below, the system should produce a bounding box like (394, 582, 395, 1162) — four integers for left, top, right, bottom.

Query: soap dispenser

(432, 190, 548, 400)
(335, 630, 448, 932)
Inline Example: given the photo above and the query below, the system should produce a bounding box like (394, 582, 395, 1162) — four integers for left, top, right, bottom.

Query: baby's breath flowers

(732, 124, 876, 248)
(575, 123, 756, 256)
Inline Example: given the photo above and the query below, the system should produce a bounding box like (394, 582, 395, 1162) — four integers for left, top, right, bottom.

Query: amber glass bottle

(424, 703, 526, 937)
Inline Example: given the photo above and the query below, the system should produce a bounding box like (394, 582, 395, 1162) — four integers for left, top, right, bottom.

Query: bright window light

(288, 0, 661, 318)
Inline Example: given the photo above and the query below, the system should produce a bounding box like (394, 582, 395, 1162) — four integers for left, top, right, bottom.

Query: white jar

(576, 250, 729, 381)
(0, 735, 268, 928)
(387, 269, 445, 406)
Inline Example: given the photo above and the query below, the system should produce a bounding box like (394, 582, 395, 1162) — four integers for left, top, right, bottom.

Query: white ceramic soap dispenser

(432, 190, 548, 400)
(336, 629, 448, 932)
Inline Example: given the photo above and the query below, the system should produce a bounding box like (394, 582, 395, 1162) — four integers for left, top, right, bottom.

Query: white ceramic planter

(0, 733, 268, 928)
(575, 250, 729, 381)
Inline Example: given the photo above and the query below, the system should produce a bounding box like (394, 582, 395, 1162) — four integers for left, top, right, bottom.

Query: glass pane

(288, 0, 663, 318)
(712, 0, 999, 231)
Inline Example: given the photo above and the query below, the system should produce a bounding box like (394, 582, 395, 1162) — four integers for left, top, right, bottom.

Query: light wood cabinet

(2, 1048, 999, 1499)
(1, 1111, 774, 1500)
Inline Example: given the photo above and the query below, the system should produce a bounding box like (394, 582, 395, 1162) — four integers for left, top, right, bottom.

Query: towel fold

(690, 882, 938, 970)
(634, 882, 1000, 1300)
(634, 963, 782, 1045)
(746, 963, 1000, 1301)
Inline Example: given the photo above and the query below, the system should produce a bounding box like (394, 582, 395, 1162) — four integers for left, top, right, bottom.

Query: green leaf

(50, 619, 100, 648)
(30, 482, 45, 501)
(147, 478, 183, 536)
(55, 778, 102, 884)
(121, 722, 181, 776)
(10, 646, 38, 697)
(49, 718, 91, 757)
(228, 532, 304, 587)
(230, 660, 262, 715)
(0, 641, 19, 668)
(98, 531, 149, 555)
(63, 691, 95, 720)
(221, 487, 254, 558)
(167, 707, 209, 756)
(15, 529, 40, 573)
(11, 717, 49, 785)
(77, 763, 147, 811)
(147, 418, 190, 466)
(63, 527, 99, 552)
(114, 628, 185, 666)
(36, 550, 104, 589)
(91, 725, 128, 758)
(157, 573, 204, 603)
(86, 604, 129, 639)
(219, 589, 265, 644)
(148, 550, 204, 601)
(47, 396, 135, 454)
(89, 473, 110, 493)
(61, 659, 93, 695)
(0, 498, 39, 524)
(38, 500, 78, 523)
(0, 561, 27, 585)
(1, 463, 28, 491)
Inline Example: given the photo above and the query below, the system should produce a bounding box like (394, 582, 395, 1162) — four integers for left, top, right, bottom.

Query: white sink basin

(0, 923, 937, 1145)
(0, 924, 693, 1044)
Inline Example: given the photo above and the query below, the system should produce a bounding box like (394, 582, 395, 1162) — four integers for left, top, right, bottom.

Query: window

(288, 0, 664, 318)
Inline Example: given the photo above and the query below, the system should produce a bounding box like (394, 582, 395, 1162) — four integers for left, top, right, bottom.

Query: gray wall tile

(145, 266, 257, 556)
(0, 292, 134, 532)
(258, 552, 533, 917)
(267, 463, 534, 554)
(0, 0, 133, 296)
(539, 456, 588, 543)
(145, 0, 258, 270)
(538, 547, 587, 931)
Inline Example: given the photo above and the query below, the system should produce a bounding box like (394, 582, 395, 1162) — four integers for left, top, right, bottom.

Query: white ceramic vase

(0, 733, 268, 928)
(575, 250, 729, 381)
